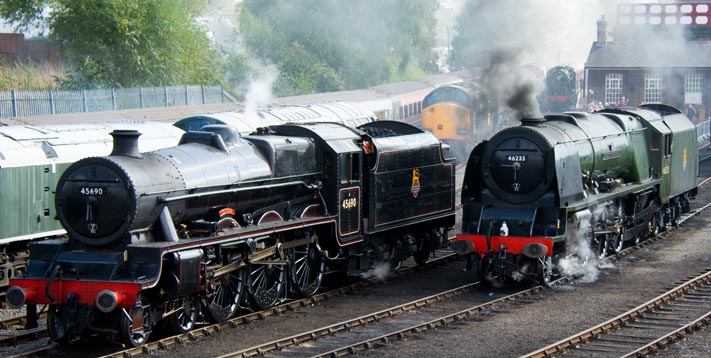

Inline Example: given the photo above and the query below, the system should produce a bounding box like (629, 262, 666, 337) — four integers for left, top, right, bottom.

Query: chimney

(110, 130, 143, 158)
(521, 117, 546, 126)
(596, 15, 608, 43)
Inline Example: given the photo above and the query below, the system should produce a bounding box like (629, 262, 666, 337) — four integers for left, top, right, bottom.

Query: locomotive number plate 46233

(507, 155, 527, 162)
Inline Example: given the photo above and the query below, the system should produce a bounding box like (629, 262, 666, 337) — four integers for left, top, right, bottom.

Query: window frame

(605, 73, 623, 104)
(644, 72, 662, 103)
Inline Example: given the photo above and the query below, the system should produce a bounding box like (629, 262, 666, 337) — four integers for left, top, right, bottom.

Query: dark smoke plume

(455, 1, 545, 120)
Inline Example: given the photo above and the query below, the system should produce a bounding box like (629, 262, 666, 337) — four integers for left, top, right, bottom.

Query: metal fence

(0, 85, 237, 119)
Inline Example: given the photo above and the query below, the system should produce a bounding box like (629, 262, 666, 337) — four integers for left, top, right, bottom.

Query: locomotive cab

(269, 123, 364, 243)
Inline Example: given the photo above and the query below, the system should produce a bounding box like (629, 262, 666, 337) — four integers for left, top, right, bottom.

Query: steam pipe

(486, 220, 496, 253)
(44, 265, 62, 305)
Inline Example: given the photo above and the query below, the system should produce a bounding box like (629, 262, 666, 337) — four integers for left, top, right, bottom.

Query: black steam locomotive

(453, 104, 698, 285)
(542, 65, 579, 112)
(7, 121, 455, 346)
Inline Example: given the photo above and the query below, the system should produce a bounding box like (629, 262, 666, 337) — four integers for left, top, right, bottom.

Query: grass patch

(0, 59, 66, 91)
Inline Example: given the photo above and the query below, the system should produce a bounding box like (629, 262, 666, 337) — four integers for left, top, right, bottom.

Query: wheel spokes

(120, 307, 151, 347)
(291, 244, 324, 298)
(206, 265, 244, 322)
(537, 256, 553, 285)
(249, 255, 285, 310)
(169, 295, 197, 333)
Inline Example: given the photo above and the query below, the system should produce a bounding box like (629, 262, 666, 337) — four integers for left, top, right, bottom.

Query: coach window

(340, 153, 360, 184)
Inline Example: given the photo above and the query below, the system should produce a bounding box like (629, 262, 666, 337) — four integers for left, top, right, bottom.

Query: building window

(644, 73, 662, 103)
(684, 73, 702, 104)
(605, 73, 623, 104)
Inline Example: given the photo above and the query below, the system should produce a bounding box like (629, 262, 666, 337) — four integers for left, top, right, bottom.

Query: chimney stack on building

(596, 15, 608, 43)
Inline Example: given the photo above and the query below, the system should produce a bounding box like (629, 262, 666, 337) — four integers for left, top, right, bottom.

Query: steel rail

(215, 277, 564, 358)
(95, 250, 459, 358)
(621, 308, 711, 358)
(522, 269, 711, 358)
(516, 183, 711, 358)
(216, 280, 489, 358)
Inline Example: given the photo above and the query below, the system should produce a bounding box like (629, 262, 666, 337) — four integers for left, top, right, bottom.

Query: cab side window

(340, 153, 360, 184)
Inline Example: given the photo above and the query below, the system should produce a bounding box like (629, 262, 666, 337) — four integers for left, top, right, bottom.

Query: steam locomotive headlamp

(96, 290, 124, 313)
(500, 221, 509, 236)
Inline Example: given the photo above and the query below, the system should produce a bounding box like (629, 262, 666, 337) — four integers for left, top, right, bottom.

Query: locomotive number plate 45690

(79, 187, 106, 196)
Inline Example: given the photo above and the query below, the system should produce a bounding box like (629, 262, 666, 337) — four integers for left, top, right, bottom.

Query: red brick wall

(0, 33, 25, 55)
(0, 33, 59, 63)
(585, 68, 711, 121)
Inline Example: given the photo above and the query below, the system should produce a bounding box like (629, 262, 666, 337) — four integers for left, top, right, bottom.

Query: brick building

(584, 1, 711, 122)
(0, 33, 59, 64)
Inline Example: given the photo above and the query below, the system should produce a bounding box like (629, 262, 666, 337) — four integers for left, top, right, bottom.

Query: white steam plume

(557, 213, 600, 283)
(361, 262, 393, 282)
(557, 203, 620, 283)
(242, 64, 279, 123)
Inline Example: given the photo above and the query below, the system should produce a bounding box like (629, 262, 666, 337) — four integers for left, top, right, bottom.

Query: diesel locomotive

(7, 120, 455, 346)
(453, 104, 698, 285)
(421, 83, 496, 163)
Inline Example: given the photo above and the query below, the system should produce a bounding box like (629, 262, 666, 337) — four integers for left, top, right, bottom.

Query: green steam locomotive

(453, 104, 699, 284)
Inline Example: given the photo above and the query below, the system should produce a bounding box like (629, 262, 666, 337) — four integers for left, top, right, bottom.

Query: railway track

(522, 268, 711, 358)
(214, 280, 555, 358)
(0, 311, 39, 331)
(0, 249, 459, 357)
(515, 174, 711, 358)
(3, 163, 710, 357)
(207, 188, 711, 358)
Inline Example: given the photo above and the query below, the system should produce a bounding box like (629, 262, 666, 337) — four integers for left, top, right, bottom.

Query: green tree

(239, 0, 439, 95)
(0, 0, 222, 88)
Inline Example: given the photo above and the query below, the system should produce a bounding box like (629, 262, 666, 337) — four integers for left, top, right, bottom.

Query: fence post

(201, 85, 205, 104)
(11, 90, 17, 118)
(49, 89, 55, 114)
(111, 88, 116, 110)
(82, 89, 88, 112)
(185, 85, 189, 105)
(139, 87, 143, 108)
(221, 85, 224, 103)
(164, 86, 168, 107)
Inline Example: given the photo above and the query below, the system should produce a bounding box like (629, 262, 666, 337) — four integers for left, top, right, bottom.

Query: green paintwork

(0, 162, 70, 243)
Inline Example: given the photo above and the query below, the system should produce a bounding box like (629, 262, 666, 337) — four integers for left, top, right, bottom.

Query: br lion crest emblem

(411, 168, 421, 198)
